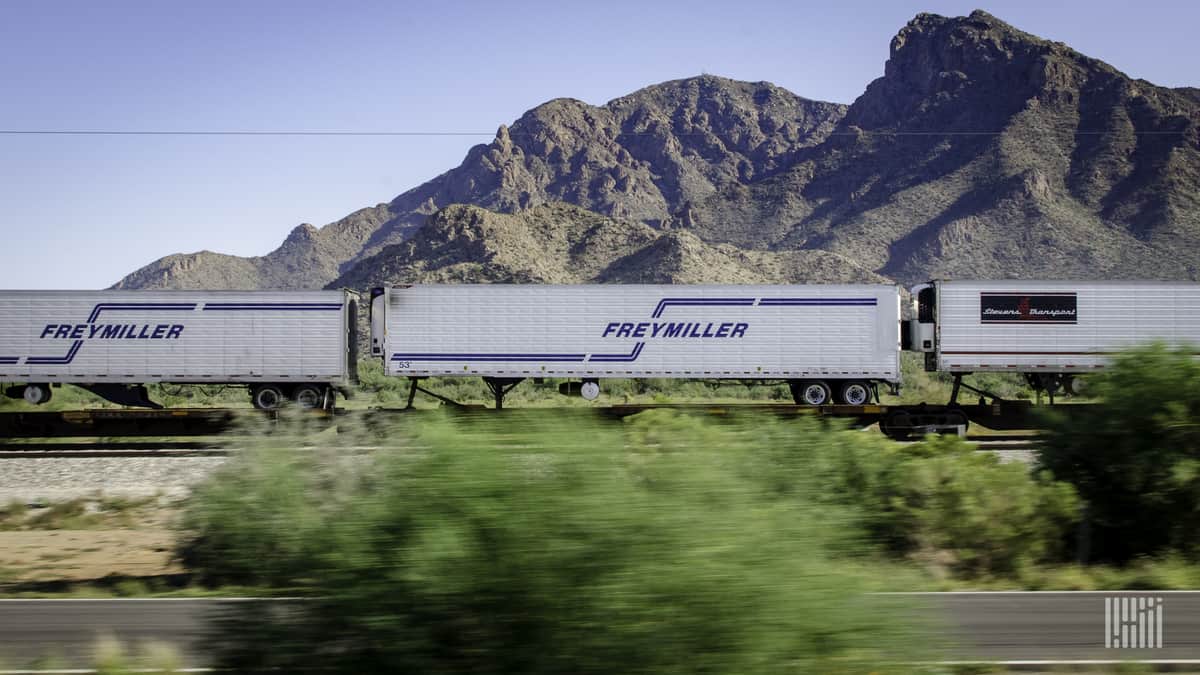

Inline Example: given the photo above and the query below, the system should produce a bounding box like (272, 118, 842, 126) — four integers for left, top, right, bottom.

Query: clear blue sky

(1, 0, 1196, 289)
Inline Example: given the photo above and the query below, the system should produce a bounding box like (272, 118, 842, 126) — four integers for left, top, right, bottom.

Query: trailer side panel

(384, 284, 901, 380)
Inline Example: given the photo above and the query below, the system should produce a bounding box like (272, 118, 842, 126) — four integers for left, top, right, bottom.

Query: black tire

(22, 383, 51, 405)
(837, 380, 872, 405)
(790, 380, 832, 406)
(251, 384, 286, 410)
(293, 384, 326, 409)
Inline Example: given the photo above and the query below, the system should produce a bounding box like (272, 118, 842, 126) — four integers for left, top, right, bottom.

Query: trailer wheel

(251, 385, 286, 410)
(22, 384, 52, 405)
(838, 381, 872, 405)
(1064, 376, 1087, 397)
(579, 380, 601, 401)
(293, 385, 325, 409)
(791, 380, 831, 406)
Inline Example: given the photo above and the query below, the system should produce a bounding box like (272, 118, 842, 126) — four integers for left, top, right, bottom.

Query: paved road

(1, 593, 1199, 670)
(0, 598, 232, 670)
(902, 591, 1200, 664)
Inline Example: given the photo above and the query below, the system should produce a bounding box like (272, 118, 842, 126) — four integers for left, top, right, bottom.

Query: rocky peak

(847, 10, 1118, 131)
(282, 223, 320, 245)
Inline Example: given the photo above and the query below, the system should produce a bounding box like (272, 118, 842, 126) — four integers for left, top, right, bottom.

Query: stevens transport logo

(980, 292, 1077, 324)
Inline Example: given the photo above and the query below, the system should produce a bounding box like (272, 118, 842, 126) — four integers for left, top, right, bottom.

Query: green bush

(800, 431, 1079, 577)
(185, 413, 931, 674)
(1039, 344, 1200, 563)
(179, 446, 346, 586)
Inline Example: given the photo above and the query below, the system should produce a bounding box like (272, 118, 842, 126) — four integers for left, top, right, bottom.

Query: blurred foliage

(1039, 343, 1200, 563)
(792, 430, 1078, 577)
(93, 635, 182, 675)
(183, 412, 944, 674)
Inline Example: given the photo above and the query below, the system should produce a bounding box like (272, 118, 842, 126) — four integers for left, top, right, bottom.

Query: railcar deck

(0, 399, 1088, 440)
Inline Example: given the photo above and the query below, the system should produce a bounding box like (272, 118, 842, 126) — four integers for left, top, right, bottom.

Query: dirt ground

(0, 529, 180, 582)
(0, 496, 182, 583)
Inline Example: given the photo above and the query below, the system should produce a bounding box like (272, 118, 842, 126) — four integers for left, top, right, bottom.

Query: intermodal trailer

(0, 290, 359, 409)
(371, 284, 901, 406)
(907, 280, 1200, 396)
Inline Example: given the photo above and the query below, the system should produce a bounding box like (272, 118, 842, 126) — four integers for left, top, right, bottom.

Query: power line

(0, 130, 491, 136)
(0, 129, 1190, 137)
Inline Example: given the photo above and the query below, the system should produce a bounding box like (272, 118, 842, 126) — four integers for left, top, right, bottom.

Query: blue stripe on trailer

(203, 303, 343, 310)
(758, 298, 877, 305)
(87, 302, 195, 319)
(28, 340, 82, 365)
(652, 298, 755, 318)
(589, 342, 644, 362)
(393, 353, 587, 361)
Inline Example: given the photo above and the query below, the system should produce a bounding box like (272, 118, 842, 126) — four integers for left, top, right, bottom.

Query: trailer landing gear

(948, 374, 1006, 406)
(403, 377, 466, 409)
(1024, 373, 1080, 405)
(398, 377, 527, 410)
(483, 377, 524, 410)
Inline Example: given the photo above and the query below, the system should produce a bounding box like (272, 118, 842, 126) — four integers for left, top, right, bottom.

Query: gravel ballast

(0, 456, 228, 502)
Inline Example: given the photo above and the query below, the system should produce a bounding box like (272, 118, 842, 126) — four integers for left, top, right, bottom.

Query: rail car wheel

(878, 411, 912, 440)
(838, 380, 872, 405)
(22, 384, 51, 405)
(293, 384, 325, 409)
(251, 384, 286, 410)
(790, 380, 831, 406)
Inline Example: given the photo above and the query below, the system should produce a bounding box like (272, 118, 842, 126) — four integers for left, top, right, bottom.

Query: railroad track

(0, 435, 1043, 460)
(0, 440, 397, 458)
(0, 440, 232, 458)
(971, 438, 1040, 452)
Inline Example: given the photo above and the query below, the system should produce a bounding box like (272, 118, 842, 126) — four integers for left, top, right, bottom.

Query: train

(0, 281, 1197, 410)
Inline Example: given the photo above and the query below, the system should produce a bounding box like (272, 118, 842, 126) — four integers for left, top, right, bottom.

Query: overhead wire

(0, 129, 1190, 137)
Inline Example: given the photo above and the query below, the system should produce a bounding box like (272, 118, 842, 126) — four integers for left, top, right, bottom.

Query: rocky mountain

(114, 204, 393, 290)
(116, 77, 846, 290)
(331, 203, 886, 287)
(687, 10, 1200, 281)
(116, 10, 1200, 291)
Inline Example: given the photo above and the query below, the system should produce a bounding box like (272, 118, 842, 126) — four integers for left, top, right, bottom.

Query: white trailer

(907, 280, 1200, 398)
(0, 290, 359, 409)
(371, 284, 902, 407)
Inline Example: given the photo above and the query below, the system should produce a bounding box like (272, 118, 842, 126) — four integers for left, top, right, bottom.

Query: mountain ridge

(115, 9, 1200, 291)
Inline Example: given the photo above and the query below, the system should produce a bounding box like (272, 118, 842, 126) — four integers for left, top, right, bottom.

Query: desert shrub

(184, 413, 930, 674)
(179, 446, 346, 586)
(1039, 344, 1200, 562)
(794, 428, 1079, 576)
